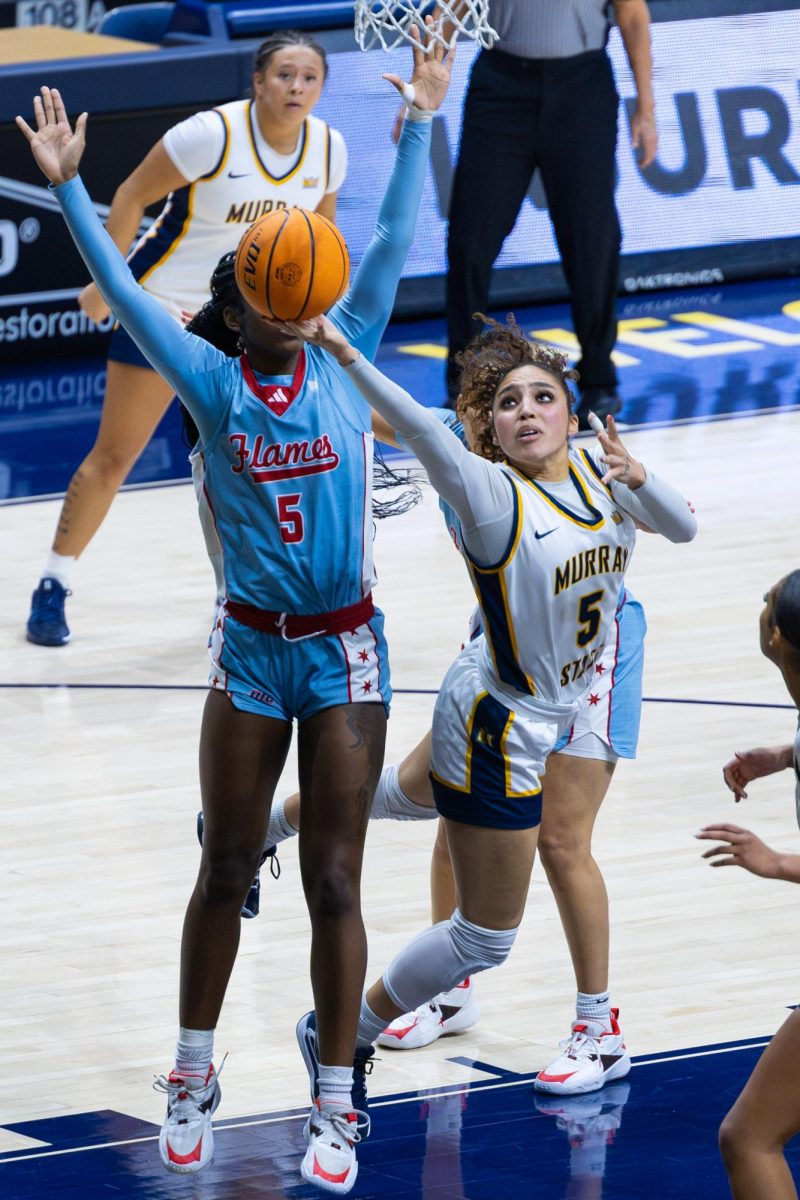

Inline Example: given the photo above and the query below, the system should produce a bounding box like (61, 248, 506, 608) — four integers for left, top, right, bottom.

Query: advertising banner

(1, 7, 799, 362)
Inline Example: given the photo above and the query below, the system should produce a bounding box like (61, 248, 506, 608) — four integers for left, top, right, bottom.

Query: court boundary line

(0, 1036, 772, 1166)
(0, 682, 793, 712)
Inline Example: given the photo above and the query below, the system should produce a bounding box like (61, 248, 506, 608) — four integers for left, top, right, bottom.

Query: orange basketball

(234, 207, 350, 321)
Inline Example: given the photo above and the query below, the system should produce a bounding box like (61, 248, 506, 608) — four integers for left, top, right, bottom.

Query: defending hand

(722, 746, 793, 802)
(696, 824, 781, 879)
(590, 414, 646, 489)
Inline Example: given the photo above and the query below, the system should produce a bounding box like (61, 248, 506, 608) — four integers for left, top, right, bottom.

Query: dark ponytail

(181, 252, 241, 447)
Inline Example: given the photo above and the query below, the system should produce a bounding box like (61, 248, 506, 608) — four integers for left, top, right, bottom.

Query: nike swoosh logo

(534, 528, 558, 540)
(228, 171, 250, 179)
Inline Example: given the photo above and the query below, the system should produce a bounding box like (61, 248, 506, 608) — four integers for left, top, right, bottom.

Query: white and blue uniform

(55, 118, 432, 723)
(109, 101, 346, 368)
(430, 409, 646, 764)
(345, 359, 696, 829)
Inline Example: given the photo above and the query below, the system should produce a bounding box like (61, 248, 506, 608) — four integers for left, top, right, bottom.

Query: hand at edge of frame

(695, 823, 782, 879)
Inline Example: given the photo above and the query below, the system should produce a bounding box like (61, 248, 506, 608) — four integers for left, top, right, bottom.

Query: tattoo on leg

(56, 469, 83, 541)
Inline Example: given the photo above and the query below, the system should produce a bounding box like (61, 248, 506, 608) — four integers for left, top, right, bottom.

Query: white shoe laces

(153, 1053, 227, 1104)
(558, 1027, 603, 1060)
(313, 1107, 371, 1145)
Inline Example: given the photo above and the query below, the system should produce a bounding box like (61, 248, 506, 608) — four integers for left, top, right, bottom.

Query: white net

(354, 1, 498, 52)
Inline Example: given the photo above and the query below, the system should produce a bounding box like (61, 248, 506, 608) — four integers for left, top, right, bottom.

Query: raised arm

(330, 21, 454, 360)
(16, 88, 225, 439)
(291, 315, 516, 565)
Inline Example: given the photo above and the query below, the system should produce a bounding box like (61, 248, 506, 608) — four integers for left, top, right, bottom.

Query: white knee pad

(371, 763, 437, 821)
(383, 908, 518, 1015)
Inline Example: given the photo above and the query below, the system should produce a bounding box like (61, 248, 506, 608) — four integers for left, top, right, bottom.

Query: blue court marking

(2, 275, 799, 503)
(0, 1038, 796, 1199)
(0, 681, 794, 712)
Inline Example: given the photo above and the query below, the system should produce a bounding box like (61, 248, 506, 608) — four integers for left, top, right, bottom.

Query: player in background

(697, 571, 800, 1200)
(26, 31, 346, 648)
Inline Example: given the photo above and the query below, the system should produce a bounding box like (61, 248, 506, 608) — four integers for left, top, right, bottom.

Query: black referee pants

(446, 46, 621, 399)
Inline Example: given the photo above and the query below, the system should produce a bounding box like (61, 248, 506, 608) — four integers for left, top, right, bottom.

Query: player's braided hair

(456, 314, 578, 463)
(180, 252, 241, 447)
(253, 30, 328, 79)
(181, 252, 421, 518)
(775, 569, 800, 654)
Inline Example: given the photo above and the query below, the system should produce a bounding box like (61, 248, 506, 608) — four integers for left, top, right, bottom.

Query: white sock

(317, 1064, 354, 1112)
(357, 995, 389, 1049)
(175, 1026, 214, 1074)
(576, 990, 611, 1024)
(370, 763, 436, 821)
(266, 796, 299, 847)
(43, 551, 76, 589)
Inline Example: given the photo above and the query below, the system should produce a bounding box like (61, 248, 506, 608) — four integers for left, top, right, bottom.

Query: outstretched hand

(16, 86, 87, 186)
(696, 823, 781, 879)
(590, 413, 646, 489)
(383, 11, 455, 114)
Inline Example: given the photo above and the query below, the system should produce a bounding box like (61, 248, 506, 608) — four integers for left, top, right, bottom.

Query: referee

(445, 0, 657, 426)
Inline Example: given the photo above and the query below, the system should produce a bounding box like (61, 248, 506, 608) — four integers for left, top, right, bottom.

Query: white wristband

(400, 82, 433, 123)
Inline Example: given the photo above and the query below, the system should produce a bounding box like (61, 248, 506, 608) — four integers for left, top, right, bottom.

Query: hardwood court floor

(1, 404, 798, 1166)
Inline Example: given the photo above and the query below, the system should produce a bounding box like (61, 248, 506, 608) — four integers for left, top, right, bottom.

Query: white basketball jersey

(467, 447, 637, 709)
(127, 101, 337, 318)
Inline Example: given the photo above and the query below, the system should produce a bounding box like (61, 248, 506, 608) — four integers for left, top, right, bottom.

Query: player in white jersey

(25, 30, 346, 648)
(260, 405, 648, 1093)
(283, 312, 696, 1115)
(696, 571, 800, 1200)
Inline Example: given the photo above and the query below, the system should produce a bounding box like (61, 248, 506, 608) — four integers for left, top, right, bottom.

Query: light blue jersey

(55, 119, 432, 617)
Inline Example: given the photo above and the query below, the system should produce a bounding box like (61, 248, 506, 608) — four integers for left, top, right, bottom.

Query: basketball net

(353, 1, 497, 52)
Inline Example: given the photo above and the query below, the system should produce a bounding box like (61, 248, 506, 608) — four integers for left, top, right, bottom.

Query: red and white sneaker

(301, 1100, 367, 1194)
(376, 978, 480, 1050)
(154, 1062, 221, 1173)
(534, 1008, 631, 1095)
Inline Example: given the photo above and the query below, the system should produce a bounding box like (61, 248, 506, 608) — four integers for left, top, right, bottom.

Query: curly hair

(455, 314, 578, 462)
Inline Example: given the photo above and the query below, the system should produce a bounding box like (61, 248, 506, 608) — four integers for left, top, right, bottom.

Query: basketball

(234, 207, 350, 321)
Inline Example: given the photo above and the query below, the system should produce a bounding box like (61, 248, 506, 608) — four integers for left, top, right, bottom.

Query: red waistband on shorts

(225, 594, 375, 641)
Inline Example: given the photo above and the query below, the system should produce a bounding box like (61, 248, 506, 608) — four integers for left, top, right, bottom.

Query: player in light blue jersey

(17, 38, 453, 1192)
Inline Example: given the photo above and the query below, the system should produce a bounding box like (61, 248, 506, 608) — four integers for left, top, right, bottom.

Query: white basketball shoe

(534, 1008, 631, 1095)
(155, 1062, 221, 1173)
(301, 1100, 367, 1194)
(376, 978, 480, 1050)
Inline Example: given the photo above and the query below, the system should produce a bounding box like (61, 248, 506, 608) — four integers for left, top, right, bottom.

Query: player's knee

(538, 824, 592, 874)
(304, 861, 360, 922)
(449, 908, 518, 974)
(199, 850, 262, 907)
(85, 442, 140, 483)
